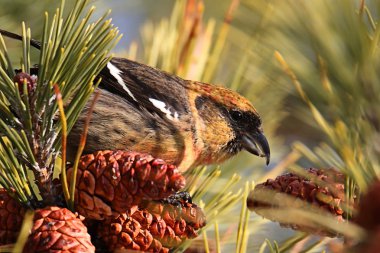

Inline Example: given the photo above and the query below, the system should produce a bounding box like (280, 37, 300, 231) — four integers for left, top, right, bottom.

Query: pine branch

(0, 0, 120, 207)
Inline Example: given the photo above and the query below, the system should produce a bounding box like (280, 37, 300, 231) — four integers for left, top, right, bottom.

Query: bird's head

(187, 81, 270, 166)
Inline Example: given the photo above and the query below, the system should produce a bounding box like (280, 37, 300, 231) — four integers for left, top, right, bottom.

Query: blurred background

(2, 0, 380, 252)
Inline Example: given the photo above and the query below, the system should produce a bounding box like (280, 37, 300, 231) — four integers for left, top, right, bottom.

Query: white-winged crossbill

(0, 29, 270, 171)
(67, 58, 270, 171)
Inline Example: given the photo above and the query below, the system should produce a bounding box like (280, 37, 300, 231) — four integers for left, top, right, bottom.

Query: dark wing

(98, 57, 191, 121)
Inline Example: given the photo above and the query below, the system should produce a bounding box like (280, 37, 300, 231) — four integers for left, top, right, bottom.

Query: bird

(0, 28, 270, 171)
(67, 57, 270, 171)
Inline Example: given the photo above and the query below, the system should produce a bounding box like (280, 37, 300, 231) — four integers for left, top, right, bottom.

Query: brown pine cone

(247, 168, 347, 236)
(141, 194, 206, 248)
(24, 206, 95, 253)
(67, 150, 186, 220)
(98, 195, 206, 252)
(354, 180, 380, 232)
(0, 188, 26, 245)
(98, 212, 169, 253)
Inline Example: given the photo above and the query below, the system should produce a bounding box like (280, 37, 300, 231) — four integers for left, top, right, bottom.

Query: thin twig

(0, 28, 41, 50)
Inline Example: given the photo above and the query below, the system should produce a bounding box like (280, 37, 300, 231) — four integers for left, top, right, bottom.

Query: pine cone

(0, 188, 26, 245)
(354, 180, 380, 232)
(98, 195, 206, 252)
(67, 150, 186, 220)
(24, 206, 95, 253)
(13, 72, 36, 95)
(98, 212, 169, 253)
(141, 194, 206, 248)
(247, 168, 347, 236)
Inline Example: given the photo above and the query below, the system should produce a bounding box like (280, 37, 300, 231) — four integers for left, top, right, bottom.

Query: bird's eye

(230, 110, 243, 121)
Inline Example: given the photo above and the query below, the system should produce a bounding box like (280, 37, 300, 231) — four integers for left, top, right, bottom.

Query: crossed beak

(242, 131, 271, 165)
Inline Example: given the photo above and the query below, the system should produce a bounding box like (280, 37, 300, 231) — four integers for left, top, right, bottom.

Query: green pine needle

(0, 0, 120, 207)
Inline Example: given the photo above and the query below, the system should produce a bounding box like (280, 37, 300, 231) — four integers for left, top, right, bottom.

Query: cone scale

(98, 197, 206, 252)
(68, 150, 186, 220)
(0, 188, 26, 246)
(23, 206, 95, 253)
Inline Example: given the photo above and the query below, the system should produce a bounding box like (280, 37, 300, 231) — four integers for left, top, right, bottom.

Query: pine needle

(54, 84, 70, 205)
